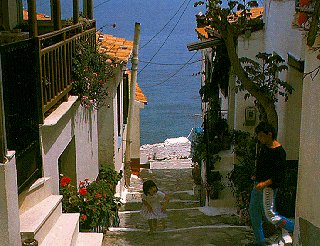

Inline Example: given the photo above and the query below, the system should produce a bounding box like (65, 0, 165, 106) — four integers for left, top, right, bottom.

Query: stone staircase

(19, 178, 103, 246)
(104, 159, 254, 245)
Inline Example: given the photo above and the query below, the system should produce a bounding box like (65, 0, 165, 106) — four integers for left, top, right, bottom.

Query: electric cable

(94, 0, 113, 9)
(138, 59, 202, 66)
(139, 0, 189, 50)
(141, 51, 199, 88)
(138, 0, 193, 76)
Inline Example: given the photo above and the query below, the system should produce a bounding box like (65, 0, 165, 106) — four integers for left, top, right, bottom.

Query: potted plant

(208, 170, 225, 199)
(59, 168, 122, 232)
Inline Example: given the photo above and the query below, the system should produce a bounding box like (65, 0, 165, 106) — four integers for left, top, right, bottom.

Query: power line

(139, 0, 189, 50)
(138, 59, 202, 66)
(141, 51, 199, 88)
(94, 0, 113, 9)
(138, 0, 193, 76)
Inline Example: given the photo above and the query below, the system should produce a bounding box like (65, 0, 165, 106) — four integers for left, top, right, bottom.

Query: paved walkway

(103, 158, 255, 245)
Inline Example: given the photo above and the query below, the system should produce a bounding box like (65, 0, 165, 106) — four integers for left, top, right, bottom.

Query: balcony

(37, 20, 96, 118)
(0, 20, 96, 191)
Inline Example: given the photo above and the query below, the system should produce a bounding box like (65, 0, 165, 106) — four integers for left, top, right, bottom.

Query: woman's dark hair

(255, 122, 277, 140)
(143, 180, 158, 195)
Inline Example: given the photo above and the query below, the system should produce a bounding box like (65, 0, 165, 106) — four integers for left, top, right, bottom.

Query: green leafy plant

(71, 42, 116, 109)
(207, 170, 225, 199)
(194, 0, 293, 131)
(227, 130, 256, 224)
(59, 172, 122, 231)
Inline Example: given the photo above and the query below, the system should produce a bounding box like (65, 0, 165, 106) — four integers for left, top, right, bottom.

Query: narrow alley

(103, 158, 254, 246)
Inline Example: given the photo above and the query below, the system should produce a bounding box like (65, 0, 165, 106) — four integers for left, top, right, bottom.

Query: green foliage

(97, 165, 123, 192)
(191, 131, 222, 169)
(72, 42, 116, 109)
(194, 0, 263, 37)
(59, 172, 122, 231)
(227, 130, 256, 212)
(237, 52, 293, 103)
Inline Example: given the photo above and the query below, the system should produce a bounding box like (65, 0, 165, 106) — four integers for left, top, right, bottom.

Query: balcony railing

(37, 20, 96, 119)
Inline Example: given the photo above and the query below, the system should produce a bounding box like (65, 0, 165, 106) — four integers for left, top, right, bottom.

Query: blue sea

(29, 0, 203, 145)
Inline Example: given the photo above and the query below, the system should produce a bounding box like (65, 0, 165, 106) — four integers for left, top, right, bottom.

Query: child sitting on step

(141, 180, 170, 233)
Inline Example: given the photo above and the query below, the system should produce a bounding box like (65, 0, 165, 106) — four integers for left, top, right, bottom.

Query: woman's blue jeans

(249, 187, 295, 245)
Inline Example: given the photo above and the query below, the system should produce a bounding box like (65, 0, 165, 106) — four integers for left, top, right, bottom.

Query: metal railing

(36, 21, 96, 118)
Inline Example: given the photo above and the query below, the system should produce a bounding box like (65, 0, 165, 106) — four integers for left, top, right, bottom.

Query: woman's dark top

(255, 145, 286, 189)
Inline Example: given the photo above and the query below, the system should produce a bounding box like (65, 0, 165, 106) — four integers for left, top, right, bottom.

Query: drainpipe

(124, 22, 140, 187)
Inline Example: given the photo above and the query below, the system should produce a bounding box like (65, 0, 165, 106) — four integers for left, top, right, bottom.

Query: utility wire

(139, 59, 202, 66)
(94, 0, 113, 9)
(139, 0, 189, 50)
(141, 51, 198, 88)
(138, 0, 193, 76)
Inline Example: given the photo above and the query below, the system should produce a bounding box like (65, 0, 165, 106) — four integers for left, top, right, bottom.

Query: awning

(187, 38, 222, 51)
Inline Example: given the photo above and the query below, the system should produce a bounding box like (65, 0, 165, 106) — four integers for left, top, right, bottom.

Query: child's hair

(255, 122, 277, 140)
(143, 180, 158, 196)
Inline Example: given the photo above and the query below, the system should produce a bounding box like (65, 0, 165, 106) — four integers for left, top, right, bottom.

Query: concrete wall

(131, 100, 144, 160)
(263, 0, 304, 148)
(41, 96, 99, 194)
(0, 0, 20, 30)
(234, 30, 265, 133)
(295, 35, 320, 241)
(0, 152, 21, 246)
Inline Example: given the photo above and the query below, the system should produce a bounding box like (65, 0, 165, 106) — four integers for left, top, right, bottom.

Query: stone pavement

(103, 158, 255, 246)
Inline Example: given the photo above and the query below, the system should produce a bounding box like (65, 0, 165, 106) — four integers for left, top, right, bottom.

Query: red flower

(95, 193, 102, 199)
(60, 177, 71, 187)
(79, 181, 85, 186)
(103, 193, 106, 197)
(81, 214, 87, 220)
(79, 188, 88, 196)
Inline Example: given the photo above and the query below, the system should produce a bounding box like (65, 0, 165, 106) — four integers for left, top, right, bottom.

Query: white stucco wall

(264, 0, 304, 60)
(41, 96, 99, 194)
(295, 37, 320, 234)
(0, 152, 21, 246)
(131, 100, 144, 160)
(234, 30, 264, 133)
(264, 0, 305, 158)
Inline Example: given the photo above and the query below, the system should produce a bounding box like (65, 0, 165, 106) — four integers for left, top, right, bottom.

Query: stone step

(117, 207, 240, 231)
(40, 213, 79, 246)
(20, 195, 62, 244)
(19, 177, 53, 214)
(120, 198, 200, 212)
(76, 232, 103, 246)
(105, 226, 252, 245)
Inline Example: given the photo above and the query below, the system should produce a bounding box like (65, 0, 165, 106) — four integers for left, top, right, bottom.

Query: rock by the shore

(140, 137, 191, 162)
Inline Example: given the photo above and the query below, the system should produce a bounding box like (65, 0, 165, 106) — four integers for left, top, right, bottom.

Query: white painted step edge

(40, 213, 80, 246)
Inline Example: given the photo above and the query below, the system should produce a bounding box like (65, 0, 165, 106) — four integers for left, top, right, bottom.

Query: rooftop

(23, 10, 51, 20)
(196, 7, 264, 39)
(97, 32, 134, 63)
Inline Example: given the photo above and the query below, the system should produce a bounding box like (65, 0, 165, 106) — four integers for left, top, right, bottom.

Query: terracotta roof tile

(97, 32, 133, 63)
(196, 7, 264, 38)
(23, 10, 51, 21)
(125, 70, 147, 104)
(135, 83, 148, 104)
